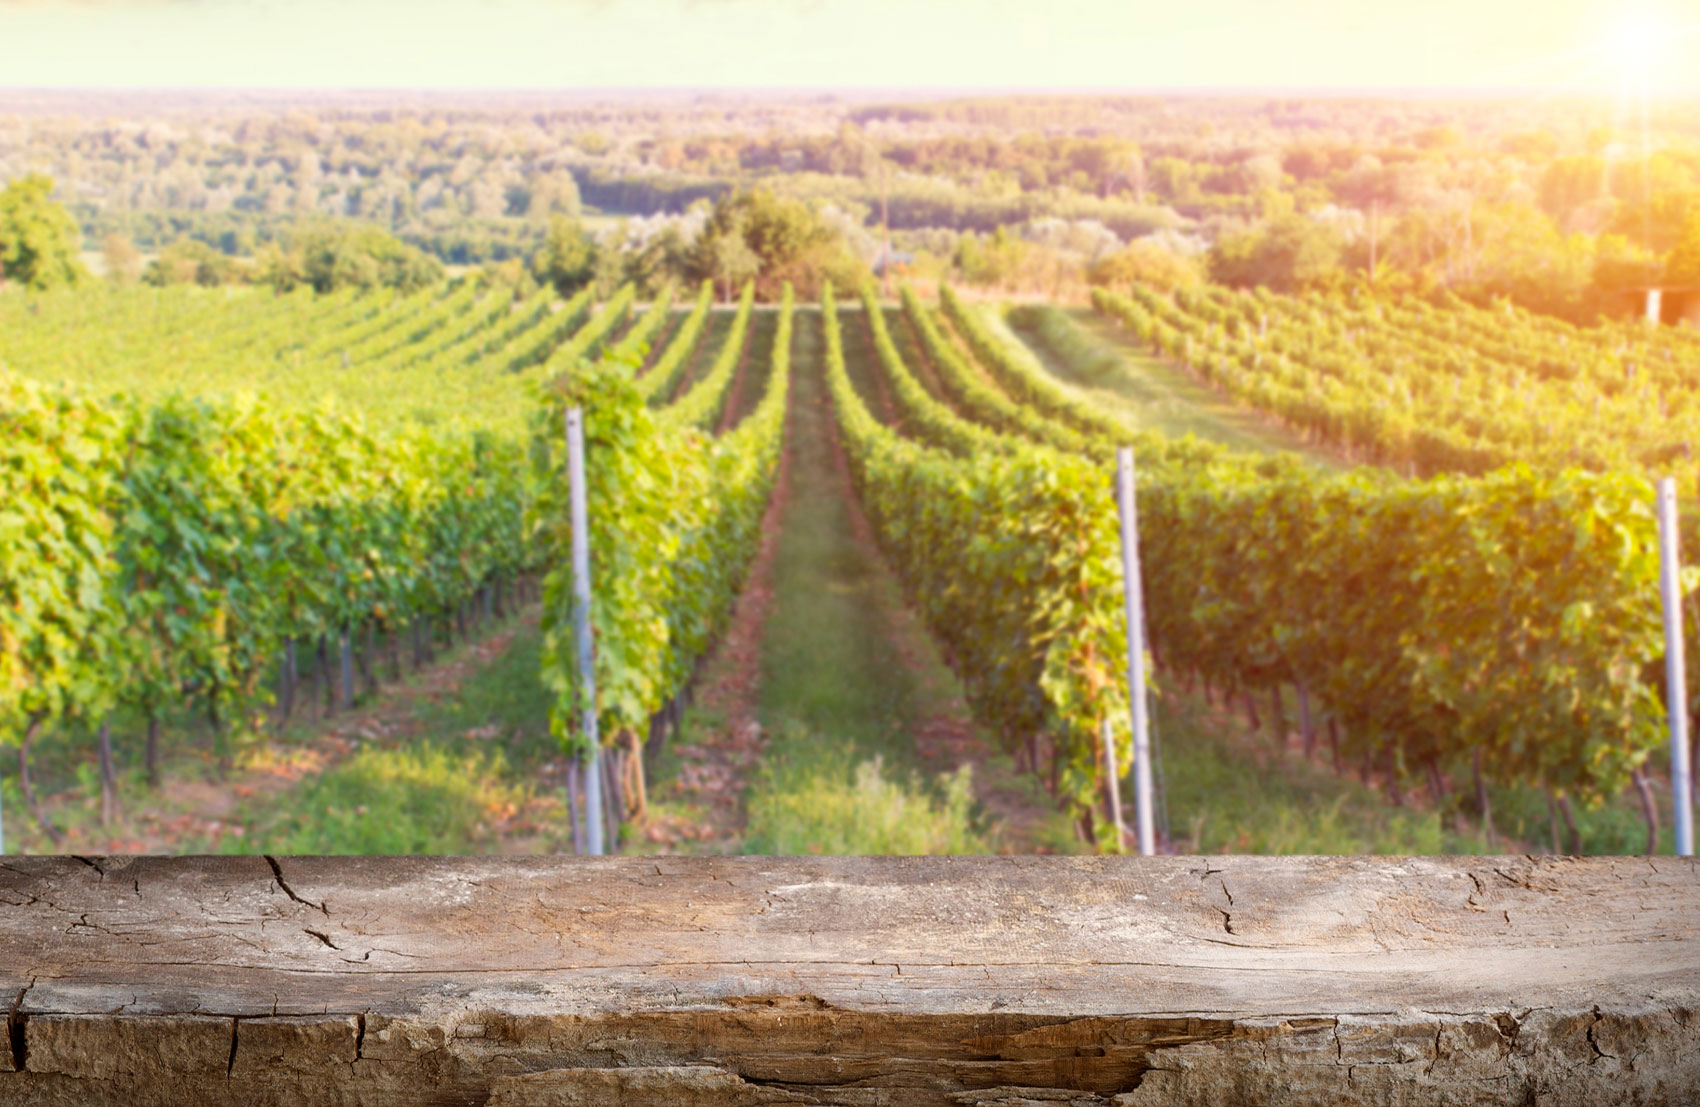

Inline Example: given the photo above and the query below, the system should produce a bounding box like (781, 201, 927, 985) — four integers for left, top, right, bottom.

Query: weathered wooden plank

(0, 855, 1695, 1105)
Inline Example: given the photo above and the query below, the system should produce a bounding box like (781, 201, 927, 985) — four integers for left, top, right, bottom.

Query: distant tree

(479, 256, 539, 297)
(1336, 154, 1393, 211)
(531, 216, 599, 296)
(589, 230, 629, 298)
(694, 213, 761, 302)
(1665, 213, 1700, 286)
(1502, 130, 1560, 161)
(525, 171, 582, 222)
(253, 221, 440, 294)
(621, 225, 690, 299)
(1066, 137, 1137, 197)
(1123, 146, 1147, 203)
(1582, 233, 1661, 319)
(1458, 202, 1593, 318)
(1591, 233, 1660, 289)
(0, 174, 88, 290)
(145, 238, 242, 287)
(1147, 157, 1201, 205)
(1540, 156, 1607, 224)
(1413, 126, 1463, 151)
(1209, 213, 1343, 292)
(290, 222, 442, 294)
(254, 241, 304, 291)
(102, 232, 142, 284)
(1234, 153, 1285, 194)
(688, 190, 861, 300)
(953, 226, 1030, 290)
(1086, 238, 1202, 292)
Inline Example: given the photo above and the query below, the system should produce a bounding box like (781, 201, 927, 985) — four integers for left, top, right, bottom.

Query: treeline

(10, 91, 1700, 320)
(84, 209, 545, 267)
(523, 190, 869, 303)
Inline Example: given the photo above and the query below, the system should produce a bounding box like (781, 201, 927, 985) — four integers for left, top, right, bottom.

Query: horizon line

(4, 84, 1698, 102)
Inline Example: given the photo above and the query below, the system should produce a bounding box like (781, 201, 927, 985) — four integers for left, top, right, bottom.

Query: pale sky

(1, 0, 1698, 94)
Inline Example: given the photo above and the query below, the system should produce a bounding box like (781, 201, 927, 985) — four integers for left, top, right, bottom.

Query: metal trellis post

(568, 407, 605, 856)
(1115, 448, 1157, 857)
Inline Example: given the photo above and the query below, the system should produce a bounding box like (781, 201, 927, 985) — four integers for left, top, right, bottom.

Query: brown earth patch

(12, 617, 536, 855)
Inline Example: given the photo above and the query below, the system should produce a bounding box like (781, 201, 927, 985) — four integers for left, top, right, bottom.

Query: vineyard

(0, 273, 1692, 856)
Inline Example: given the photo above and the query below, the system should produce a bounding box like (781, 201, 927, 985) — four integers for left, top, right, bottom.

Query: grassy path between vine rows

(1003, 305, 1344, 465)
(2, 610, 569, 855)
(1147, 670, 1677, 855)
(636, 307, 1075, 855)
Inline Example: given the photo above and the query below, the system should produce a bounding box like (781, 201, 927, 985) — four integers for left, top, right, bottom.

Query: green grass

(835, 303, 898, 425)
(721, 307, 777, 427)
(234, 745, 528, 854)
(1002, 303, 1341, 465)
(744, 735, 984, 854)
(220, 617, 562, 854)
(1152, 685, 1676, 855)
(0, 610, 561, 855)
(734, 308, 1012, 854)
(1157, 692, 1490, 854)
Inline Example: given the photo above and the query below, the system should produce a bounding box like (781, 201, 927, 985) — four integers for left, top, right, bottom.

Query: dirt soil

(16, 619, 536, 855)
(831, 314, 1057, 854)
(636, 419, 793, 853)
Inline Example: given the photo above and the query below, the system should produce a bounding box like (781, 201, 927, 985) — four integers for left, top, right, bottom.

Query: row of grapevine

(0, 279, 707, 844)
(0, 279, 624, 440)
(662, 282, 757, 431)
(539, 284, 637, 377)
(899, 286, 1094, 456)
(497, 287, 595, 375)
(637, 281, 715, 403)
(605, 282, 679, 367)
(824, 285, 1139, 832)
(940, 284, 1130, 445)
(0, 284, 346, 385)
(531, 283, 791, 820)
(1092, 281, 1700, 483)
(354, 282, 528, 376)
(853, 285, 1678, 834)
(334, 281, 482, 368)
(856, 284, 1014, 457)
(305, 283, 441, 363)
(0, 369, 535, 841)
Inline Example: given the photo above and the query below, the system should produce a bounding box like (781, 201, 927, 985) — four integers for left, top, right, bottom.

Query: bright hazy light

(1, 0, 1699, 93)
(1609, 12, 1672, 78)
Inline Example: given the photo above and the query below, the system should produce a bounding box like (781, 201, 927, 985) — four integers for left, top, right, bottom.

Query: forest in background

(4, 90, 1700, 322)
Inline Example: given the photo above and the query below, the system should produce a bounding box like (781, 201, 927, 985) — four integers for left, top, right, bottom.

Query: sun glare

(1612, 15, 1664, 69)
(1603, 6, 1686, 90)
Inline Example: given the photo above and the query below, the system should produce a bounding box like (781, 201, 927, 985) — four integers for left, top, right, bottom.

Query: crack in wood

(7, 979, 31, 1073)
(29, 956, 1514, 978)
(71, 856, 106, 881)
(264, 856, 328, 917)
(1586, 1007, 1617, 1063)
(304, 929, 341, 951)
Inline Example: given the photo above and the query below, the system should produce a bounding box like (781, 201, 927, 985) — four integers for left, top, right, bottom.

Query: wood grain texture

(1, 855, 1696, 1105)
